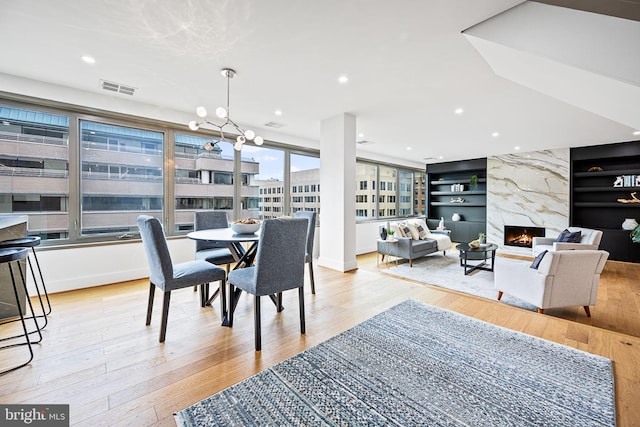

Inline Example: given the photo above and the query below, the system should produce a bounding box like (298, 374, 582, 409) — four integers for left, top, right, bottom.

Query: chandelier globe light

(188, 68, 263, 151)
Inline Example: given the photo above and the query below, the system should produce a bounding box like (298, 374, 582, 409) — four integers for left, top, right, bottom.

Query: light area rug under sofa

(383, 251, 539, 311)
(174, 300, 615, 426)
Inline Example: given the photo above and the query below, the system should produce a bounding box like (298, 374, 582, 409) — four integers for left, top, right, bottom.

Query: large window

(0, 105, 70, 240)
(356, 161, 422, 221)
(250, 146, 284, 220)
(173, 134, 237, 231)
(399, 170, 413, 216)
(1, 98, 419, 244)
(80, 121, 163, 236)
(378, 166, 397, 219)
(356, 163, 377, 220)
(290, 153, 320, 216)
(414, 171, 426, 215)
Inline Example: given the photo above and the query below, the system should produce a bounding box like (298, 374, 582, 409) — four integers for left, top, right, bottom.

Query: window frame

(1, 96, 422, 245)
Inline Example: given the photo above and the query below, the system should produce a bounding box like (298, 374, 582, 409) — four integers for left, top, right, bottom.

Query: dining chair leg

(298, 286, 306, 335)
(254, 295, 261, 351)
(308, 261, 316, 294)
(228, 284, 235, 327)
(159, 291, 171, 343)
(219, 278, 227, 323)
(276, 292, 283, 312)
(146, 283, 155, 326)
(199, 283, 205, 307)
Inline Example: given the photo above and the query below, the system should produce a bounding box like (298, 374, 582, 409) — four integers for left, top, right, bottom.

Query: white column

(317, 113, 357, 272)
(201, 170, 210, 184)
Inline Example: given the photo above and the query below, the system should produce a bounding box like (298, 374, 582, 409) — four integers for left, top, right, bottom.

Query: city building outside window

(290, 153, 320, 219)
(0, 105, 70, 241)
(1, 100, 422, 243)
(251, 145, 284, 220)
(80, 120, 164, 237)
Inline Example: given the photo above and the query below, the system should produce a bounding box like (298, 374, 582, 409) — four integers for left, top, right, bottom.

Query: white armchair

(494, 250, 609, 316)
(532, 227, 603, 256)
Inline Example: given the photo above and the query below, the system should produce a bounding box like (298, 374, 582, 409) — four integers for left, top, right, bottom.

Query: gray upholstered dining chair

(137, 215, 226, 343)
(293, 210, 317, 294)
(194, 211, 235, 272)
(227, 217, 308, 351)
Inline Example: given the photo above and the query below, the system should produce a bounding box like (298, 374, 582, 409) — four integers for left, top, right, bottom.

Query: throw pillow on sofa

(556, 229, 582, 243)
(415, 224, 429, 239)
(407, 219, 430, 239)
(390, 223, 405, 238)
(401, 224, 418, 240)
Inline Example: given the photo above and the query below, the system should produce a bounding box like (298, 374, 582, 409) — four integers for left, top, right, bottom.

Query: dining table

(187, 227, 281, 326)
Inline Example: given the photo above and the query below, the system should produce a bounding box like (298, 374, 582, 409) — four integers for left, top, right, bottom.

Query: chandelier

(188, 68, 263, 151)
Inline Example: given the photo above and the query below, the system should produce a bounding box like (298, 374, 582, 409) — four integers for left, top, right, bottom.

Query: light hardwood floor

(1, 252, 639, 426)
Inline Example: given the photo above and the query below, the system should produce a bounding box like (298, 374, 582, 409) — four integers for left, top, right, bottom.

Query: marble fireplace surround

(486, 149, 570, 256)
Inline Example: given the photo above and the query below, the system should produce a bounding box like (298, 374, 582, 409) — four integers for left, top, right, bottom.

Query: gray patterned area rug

(384, 251, 539, 311)
(175, 300, 615, 426)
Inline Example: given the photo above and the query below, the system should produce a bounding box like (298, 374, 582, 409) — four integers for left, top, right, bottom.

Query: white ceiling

(0, 0, 638, 167)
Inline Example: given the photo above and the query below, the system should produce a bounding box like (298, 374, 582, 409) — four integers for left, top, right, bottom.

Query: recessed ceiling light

(492, 132, 500, 137)
(514, 146, 520, 150)
(338, 75, 349, 84)
(438, 156, 444, 159)
(633, 130, 640, 136)
(274, 110, 282, 116)
(406, 147, 412, 151)
(358, 133, 364, 138)
(81, 55, 96, 64)
(454, 108, 464, 115)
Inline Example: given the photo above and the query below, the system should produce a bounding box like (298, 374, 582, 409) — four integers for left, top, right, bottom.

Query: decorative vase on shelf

(452, 213, 461, 222)
(622, 218, 639, 230)
(438, 216, 445, 230)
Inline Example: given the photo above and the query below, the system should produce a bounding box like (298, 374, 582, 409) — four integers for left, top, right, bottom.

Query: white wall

(34, 220, 383, 294)
(33, 238, 196, 294)
(355, 220, 387, 255)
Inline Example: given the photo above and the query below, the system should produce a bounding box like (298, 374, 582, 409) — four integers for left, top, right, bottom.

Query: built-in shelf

(430, 202, 485, 207)
(430, 178, 487, 185)
(573, 169, 640, 178)
(426, 158, 487, 243)
(574, 187, 640, 192)
(573, 202, 640, 208)
(431, 191, 486, 196)
(571, 140, 640, 262)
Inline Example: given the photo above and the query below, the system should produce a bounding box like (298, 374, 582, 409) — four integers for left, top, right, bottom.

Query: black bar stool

(0, 237, 51, 329)
(0, 247, 42, 375)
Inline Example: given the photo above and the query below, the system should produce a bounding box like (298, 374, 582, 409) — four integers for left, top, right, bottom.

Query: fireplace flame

(504, 226, 545, 248)
(509, 232, 532, 246)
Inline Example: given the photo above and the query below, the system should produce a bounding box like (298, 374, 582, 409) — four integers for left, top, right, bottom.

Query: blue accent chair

(227, 217, 307, 351)
(293, 211, 317, 294)
(194, 211, 236, 272)
(137, 215, 226, 343)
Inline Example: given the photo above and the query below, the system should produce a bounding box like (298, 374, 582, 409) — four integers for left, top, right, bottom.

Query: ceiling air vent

(356, 140, 374, 145)
(264, 121, 286, 128)
(100, 79, 137, 96)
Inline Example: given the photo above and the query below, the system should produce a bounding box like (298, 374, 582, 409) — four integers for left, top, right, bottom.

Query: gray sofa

(378, 228, 451, 267)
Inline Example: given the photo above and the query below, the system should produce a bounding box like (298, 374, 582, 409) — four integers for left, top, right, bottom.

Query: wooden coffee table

(457, 242, 498, 275)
